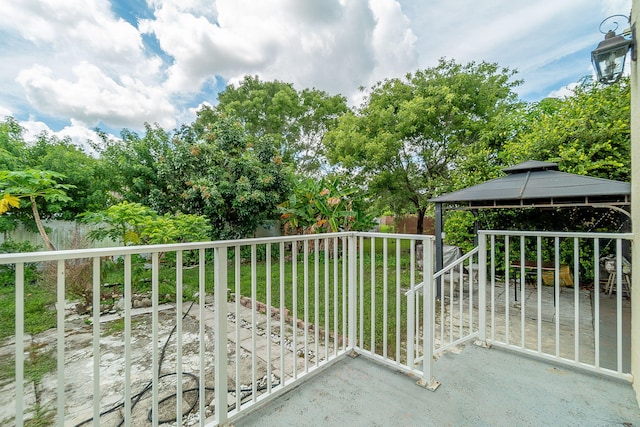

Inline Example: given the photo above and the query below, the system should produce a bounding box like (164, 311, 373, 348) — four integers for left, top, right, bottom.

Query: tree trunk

(31, 195, 55, 251)
(416, 207, 426, 236)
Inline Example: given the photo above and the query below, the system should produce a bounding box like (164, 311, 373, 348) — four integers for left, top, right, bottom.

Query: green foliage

(0, 169, 73, 213)
(0, 116, 28, 170)
(154, 111, 291, 240)
(82, 201, 212, 245)
(0, 117, 109, 220)
(217, 75, 348, 175)
(502, 78, 630, 181)
(325, 59, 521, 234)
(25, 133, 109, 217)
(92, 124, 173, 211)
(279, 176, 376, 234)
(0, 240, 41, 286)
(443, 211, 476, 253)
(0, 169, 74, 250)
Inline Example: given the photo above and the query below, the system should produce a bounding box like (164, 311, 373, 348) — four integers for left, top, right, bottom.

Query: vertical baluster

(279, 242, 286, 387)
(151, 253, 159, 426)
(536, 237, 542, 353)
(123, 255, 132, 425)
(325, 238, 330, 361)
(359, 236, 364, 351)
(15, 263, 24, 427)
(266, 243, 273, 391)
(616, 238, 623, 373)
(251, 244, 258, 399)
(505, 236, 510, 344)
(574, 237, 580, 362)
(383, 238, 388, 359)
(198, 249, 206, 420)
(314, 239, 320, 367)
(92, 257, 101, 425)
(175, 251, 183, 424)
(594, 239, 601, 368)
(292, 241, 298, 379)
(214, 246, 229, 424)
(396, 238, 401, 363)
(303, 240, 309, 372)
(370, 237, 375, 354)
(554, 238, 561, 357)
(490, 234, 496, 342)
(56, 260, 65, 425)
(407, 240, 416, 367)
(235, 246, 242, 408)
(520, 236, 526, 348)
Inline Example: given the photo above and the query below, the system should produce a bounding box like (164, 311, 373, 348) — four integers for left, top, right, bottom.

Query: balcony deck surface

(234, 343, 640, 427)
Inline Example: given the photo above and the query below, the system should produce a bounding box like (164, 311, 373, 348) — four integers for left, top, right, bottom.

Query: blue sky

(0, 0, 632, 147)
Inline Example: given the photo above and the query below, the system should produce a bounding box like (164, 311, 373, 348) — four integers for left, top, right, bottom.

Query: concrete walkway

(234, 343, 640, 427)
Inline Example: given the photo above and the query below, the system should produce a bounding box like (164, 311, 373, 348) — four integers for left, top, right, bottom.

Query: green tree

(324, 59, 521, 235)
(502, 78, 630, 181)
(0, 116, 28, 170)
(25, 132, 109, 218)
(0, 170, 73, 250)
(93, 124, 173, 210)
(154, 112, 291, 240)
(216, 76, 348, 175)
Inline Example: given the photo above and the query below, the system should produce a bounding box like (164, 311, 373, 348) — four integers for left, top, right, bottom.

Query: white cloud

(141, 0, 400, 100)
(0, 0, 171, 131)
(0, 0, 634, 135)
(0, 0, 144, 65)
(0, 106, 12, 118)
(19, 117, 109, 154)
(16, 62, 176, 129)
(368, 0, 417, 82)
(546, 82, 579, 99)
(20, 118, 52, 141)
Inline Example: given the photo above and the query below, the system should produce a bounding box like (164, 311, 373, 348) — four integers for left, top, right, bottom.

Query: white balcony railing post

(418, 237, 440, 390)
(15, 263, 24, 427)
(214, 246, 229, 424)
(478, 233, 488, 344)
(347, 233, 357, 354)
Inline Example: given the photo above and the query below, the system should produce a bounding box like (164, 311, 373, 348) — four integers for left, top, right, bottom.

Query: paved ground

(234, 344, 640, 427)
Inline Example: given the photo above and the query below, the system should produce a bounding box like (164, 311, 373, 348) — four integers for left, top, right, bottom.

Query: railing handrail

(433, 246, 480, 280)
(0, 231, 433, 265)
(479, 230, 633, 240)
(407, 246, 479, 295)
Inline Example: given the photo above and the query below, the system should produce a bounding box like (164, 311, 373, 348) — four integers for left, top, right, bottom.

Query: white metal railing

(478, 230, 633, 381)
(2, 229, 632, 426)
(0, 232, 435, 426)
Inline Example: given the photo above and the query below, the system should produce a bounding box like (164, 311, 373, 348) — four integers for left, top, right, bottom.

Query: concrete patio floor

(233, 343, 640, 427)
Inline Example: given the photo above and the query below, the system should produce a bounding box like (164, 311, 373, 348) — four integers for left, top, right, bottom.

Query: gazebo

(428, 160, 631, 273)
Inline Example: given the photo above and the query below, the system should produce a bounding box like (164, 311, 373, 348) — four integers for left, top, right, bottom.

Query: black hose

(73, 301, 280, 426)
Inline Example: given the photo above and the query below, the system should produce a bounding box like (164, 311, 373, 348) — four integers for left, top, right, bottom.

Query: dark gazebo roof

(429, 160, 630, 209)
(428, 160, 631, 275)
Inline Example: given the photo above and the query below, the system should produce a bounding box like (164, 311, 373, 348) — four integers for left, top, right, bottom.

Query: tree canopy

(217, 75, 349, 175)
(324, 59, 522, 234)
(502, 78, 630, 181)
(151, 111, 292, 240)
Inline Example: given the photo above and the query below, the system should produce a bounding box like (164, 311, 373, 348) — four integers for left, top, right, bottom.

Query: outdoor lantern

(591, 15, 635, 84)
